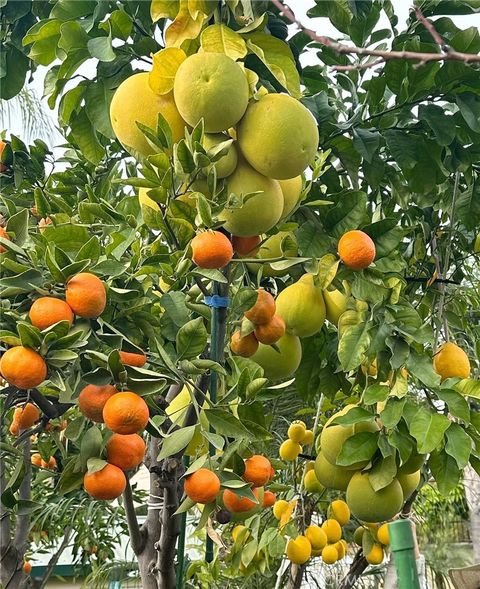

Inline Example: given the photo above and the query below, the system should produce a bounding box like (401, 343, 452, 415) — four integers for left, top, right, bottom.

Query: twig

(38, 527, 73, 589)
(415, 8, 446, 49)
(270, 0, 480, 69)
(123, 477, 146, 555)
(13, 438, 31, 553)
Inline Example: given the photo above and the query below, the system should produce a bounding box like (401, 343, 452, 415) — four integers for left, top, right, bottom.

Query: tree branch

(38, 526, 73, 589)
(338, 549, 369, 589)
(270, 0, 480, 70)
(157, 479, 179, 588)
(123, 477, 146, 555)
(13, 437, 31, 552)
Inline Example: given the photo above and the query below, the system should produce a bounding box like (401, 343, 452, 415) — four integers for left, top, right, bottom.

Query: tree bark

(464, 464, 480, 561)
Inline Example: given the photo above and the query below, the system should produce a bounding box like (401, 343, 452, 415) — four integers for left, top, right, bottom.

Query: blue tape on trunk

(204, 295, 229, 308)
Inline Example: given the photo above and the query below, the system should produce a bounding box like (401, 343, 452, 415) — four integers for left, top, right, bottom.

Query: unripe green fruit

(397, 470, 421, 500)
(250, 333, 302, 380)
(314, 452, 355, 491)
(346, 472, 404, 523)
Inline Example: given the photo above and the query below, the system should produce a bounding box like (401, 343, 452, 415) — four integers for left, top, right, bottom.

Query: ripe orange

(78, 384, 118, 423)
(0, 346, 47, 389)
(191, 231, 233, 269)
(254, 314, 285, 344)
(244, 289, 275, 325)
(9, 421, 19, 436)
(106, 433, 146, 470)
(38, 217, 52, 232)
(119, 350, 147, 367)
(223, 488, 259, 513)
(103, 392, 150, 434)
(31, 453, 42, 467)
(84, 463, 126, 500)
(263, 490, 276, 507)
(184, 468, 221, 504)
(41, 456, 57, 469)
(29, 297, 74, 331)
(269, 466, 275, 480)
(243, 455, 272, 487)
(0, 226, 10, 252)
(230, 331, 259, 357)
(14, 403, 40, 429)
(338, 230, 376, 271)
(65, 272, 106, 319)
(23, 561, 32, 574)
(0, 140, 7, 173)
(232, 235, 261, 257)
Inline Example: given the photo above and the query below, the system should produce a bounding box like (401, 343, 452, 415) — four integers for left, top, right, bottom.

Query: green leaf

(352, 128, 381, 163)
(204, 409, 253, 439)
(203, 431, 224, 450)
(6, 208, 29, 246)
(150, 47, 186, 95)
(17, 322, 42, 349)
(324, 190, 368, 238)
(0, 46, 29, 100)
(330, 407, 375, 426)
(453, 378, 480, 400)
(369, 455, 397, 491)
(379, 397, 406, 429)
(336, 431, 379, 467)
(406, 351, 441, 388)
(87, 457, 108, 474)
(436, 389, 470, 422)
(419, 104, 456, 146)
(57, 458, 84, 495)
(456, 93, 480, 134)
(87, 34, 116, 62)
(79, 426, 103, 468)
(70, 110, 104, 165)
(158, 425, 196, 460)
(409, 408, 450, 454)
(176, 317, 208, 360)
(429, 450, 461, 495)
(445, 423, 472, 469)
(201, 24, 247, 60)
(338, 321, 372, 372)
(363, 384, 390, 405)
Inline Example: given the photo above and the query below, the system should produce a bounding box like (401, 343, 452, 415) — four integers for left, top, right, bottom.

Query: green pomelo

(397, 452, 426, 475)
(246, 231, 298, 277)
(314, 452, 355, 491)
(346, 472, 404, 523)
(203, 133, 238, 178)
(173, 53, 248, 133)
(110, 73, 186, 156)
(323, 288, 349, 326)
(219, 159, 283, 236)
(320, 406, 379, 470)
(397, 470, 421, 500)
(278, 176, 303, 219)
(250, 333, 302, 380)
(237, 93, 319, 179)
(275, 274, 326, 338)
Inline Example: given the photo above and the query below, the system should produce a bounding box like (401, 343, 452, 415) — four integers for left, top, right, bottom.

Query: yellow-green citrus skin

(275, 274, 326, 338)
(173, 53, 249, 133)
(250, 333, 302, 380)
(219, 159, 283, 236)
(110, 73, 186, 156)
(323, 289, 349, 326)
(397, 470, 421, 500)
(314, 452, 354, 491)
(346, 472, 404, 523)
(278, 176, 303, 219)
(433, 341, 471, 381)
(203, 133, 238, 178)
(237, 93, 319, 179)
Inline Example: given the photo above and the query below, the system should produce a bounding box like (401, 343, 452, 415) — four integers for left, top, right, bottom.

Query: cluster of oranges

(230, 289, 285, 358)
(80, 386, 149, 501)
(183, 454, 276, 516)
(0, 272, 106, 392)
(279, 420, 314, 462)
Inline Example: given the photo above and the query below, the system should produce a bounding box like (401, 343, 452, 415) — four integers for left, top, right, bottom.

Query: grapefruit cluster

(230, 289, 285, 358)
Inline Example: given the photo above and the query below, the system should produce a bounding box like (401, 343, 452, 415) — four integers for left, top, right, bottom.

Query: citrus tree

(1, 1, 480, 588)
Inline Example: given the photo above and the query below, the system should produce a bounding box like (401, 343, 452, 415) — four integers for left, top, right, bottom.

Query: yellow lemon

(302, 430, 315, 445)
(305, 525, 327, 550)
(286, 536, 312, 565)
(321, 544, 338, 565)
(272, 500, 289, 520)
(328, 500, 350, 526)
(279, 439, 302, 461)
(321, 519, 342, 543)
(377, 523, 390, 546)
(433, 341, 470, 381)
(303, 470, 325, 494)
(366, 543, 384, 565)
(288, 421, 306, 442)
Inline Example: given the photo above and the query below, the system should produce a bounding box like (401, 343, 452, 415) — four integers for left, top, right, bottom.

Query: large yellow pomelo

(219, 159, 283, 236)
(323, 288, 349, 326)
(237, 93, 319, 179)
(173, 53, 249, 133)
(246, 231, 298, 277)
(250, 333, 302, 380)
(397, 470, 421, 500)
(110, 73, 186, 156)
(275, 274, 325, 338)
(165, 386, 208, 456)
(346, 472, 404, 523)
(203, 133, 238, 178)
(278, 176, 303, 219)
(139, 187, 160, 210)
(433, 341, 470, 381)
(314, 452, 355, 491)
(320, 405, 379, 470)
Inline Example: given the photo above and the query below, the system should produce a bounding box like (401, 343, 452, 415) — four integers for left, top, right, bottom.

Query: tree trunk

(464, 464, 480, 560)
